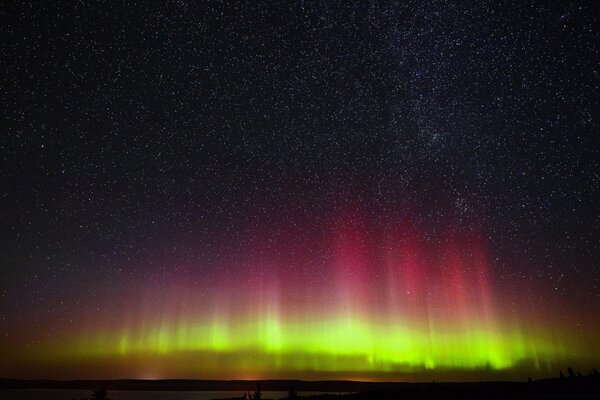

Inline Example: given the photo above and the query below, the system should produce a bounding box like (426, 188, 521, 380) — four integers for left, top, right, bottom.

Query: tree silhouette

(91, 386, 109, 400)
(253, 382, 262, 400)
(288, 384, 298, 399)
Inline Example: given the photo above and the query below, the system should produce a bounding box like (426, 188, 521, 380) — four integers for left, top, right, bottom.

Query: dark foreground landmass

(1, 375, 600, 399)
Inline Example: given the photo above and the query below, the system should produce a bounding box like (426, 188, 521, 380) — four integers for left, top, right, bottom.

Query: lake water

(0, 389, 336, 400)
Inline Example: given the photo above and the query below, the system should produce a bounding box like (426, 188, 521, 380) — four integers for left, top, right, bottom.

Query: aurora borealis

(2, 1, 600, 382)
(2, 208, 598, 380)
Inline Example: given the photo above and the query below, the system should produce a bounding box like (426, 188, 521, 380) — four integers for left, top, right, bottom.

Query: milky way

(1, 1, 599, 380)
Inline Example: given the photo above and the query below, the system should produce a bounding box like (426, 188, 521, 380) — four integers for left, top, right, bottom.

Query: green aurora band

(2, 216, 597, 380)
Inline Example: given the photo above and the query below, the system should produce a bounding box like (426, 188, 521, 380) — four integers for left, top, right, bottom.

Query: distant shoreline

(3, 376, 600, 400)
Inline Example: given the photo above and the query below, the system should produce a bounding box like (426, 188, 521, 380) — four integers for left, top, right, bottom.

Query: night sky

(1, 1, 599, 380)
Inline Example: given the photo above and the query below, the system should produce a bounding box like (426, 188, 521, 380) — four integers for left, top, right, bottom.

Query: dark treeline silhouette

(215, 370, 600, 400)
(3, 369, 600, 400)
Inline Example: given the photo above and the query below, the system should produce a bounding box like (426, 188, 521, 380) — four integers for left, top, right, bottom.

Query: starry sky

(1, 1, 599, 381)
